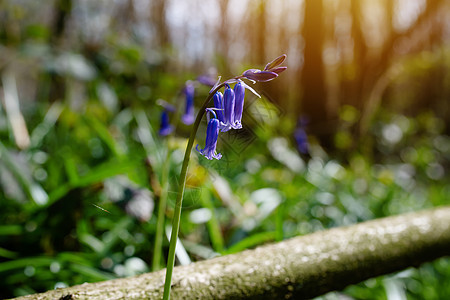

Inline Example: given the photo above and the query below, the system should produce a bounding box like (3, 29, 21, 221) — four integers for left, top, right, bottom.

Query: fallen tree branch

(13, 206, 450, 300)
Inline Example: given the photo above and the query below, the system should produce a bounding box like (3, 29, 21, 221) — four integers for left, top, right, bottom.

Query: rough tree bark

(12, 206, 450, 300)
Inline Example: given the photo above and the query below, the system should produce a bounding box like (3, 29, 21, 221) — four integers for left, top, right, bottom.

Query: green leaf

(0, 257, 54, 273)
(0, 225, 23, 236)
(0, 247, 19, 259)
(47, 158, 141, 205)
(69, 264, 115, 281)
(225, 231, 277, 254)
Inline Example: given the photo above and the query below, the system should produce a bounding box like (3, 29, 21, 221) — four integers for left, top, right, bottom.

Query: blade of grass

(224, 231, 277, 255)
(133, 109, 169, 271)
(58, 252, 95, 265)
(275, 200, 285, 242)
(63, 155, 79, 185)
(79, 234, 105, 253)
(165, 225, 191, 266)
(0, 225, 23, 236)
(200, 184, 225, 253)
(29, 102, 63, 148)
(0, 247, 18, 259)
(100, 217, 134, 256)
(84, 116, 125, 157)
(152, 148, 171, 271)
(181, 239, 220, 259)
(2, 72, 30, 149)
(48, 157, 141, 205)
(69, 264, 115, 281)
(0, 257, 54, 273)
(134, 110, 163, 166)
(0, 141, 48, 205)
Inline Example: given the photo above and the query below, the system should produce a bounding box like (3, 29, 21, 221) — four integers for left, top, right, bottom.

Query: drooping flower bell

(196, 109, 222, 160)
(159, 110, 174, 136)
(157, 100, 175, 136)
(219, 84, 235, 132)
(233, 80, 245, 129)
(294, 117, 309, 155)
(213, 91, 225, 123)
(181, 81, 195, 125)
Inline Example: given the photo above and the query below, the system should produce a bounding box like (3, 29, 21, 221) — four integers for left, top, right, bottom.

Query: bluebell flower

(233, 80, 245, 129)
(219, 84, 235, 132)
(196, 109, 222, 160)
(241, 54, 287, 82)
(242, 69, 278, 82)
(197, 74, 217, 87)
(266, 66, 287, 74)
(213, 92, 225, 123)
(264, 54, 287, 74)
(294, 117, 309, 154)
(182, 82, 195, 125)
(159, 110, 174, 136)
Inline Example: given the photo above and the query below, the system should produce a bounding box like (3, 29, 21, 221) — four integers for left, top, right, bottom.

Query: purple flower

(242, 69, 278, 82)
(197, 75, 217, 87)
(219, 84, 235, 132)
(269, 66, 287, 74)
(294, 117, 309, 154)
(264, 54, 287, 72)
(159, 110, 174, 136)
(241, 54, 287, 82)
(233, 80, 245, 129)
(294, 128, 309, 154)
(196, 109, 222, 160)
(213, 92, 225, 123)
(182, 82, 195, 125)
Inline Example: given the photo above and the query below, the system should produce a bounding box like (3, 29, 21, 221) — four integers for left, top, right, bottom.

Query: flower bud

(264, 54, 287, 71)
(242, 69, 278, 82)
(268, 66, 287, 74)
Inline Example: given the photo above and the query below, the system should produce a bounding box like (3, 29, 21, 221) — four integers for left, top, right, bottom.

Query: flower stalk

(162, 83, 225, 300)
(162, 54, 286, 300)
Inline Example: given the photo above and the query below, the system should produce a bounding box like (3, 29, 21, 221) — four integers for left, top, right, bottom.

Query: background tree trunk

(151, 0, 169, 49)
(13, 206, 450, 300)
(359, 0, 445, 134)
(300, 0, 329, 143)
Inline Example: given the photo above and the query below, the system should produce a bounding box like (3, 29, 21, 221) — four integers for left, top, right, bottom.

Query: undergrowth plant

(162, 55, 287, 299)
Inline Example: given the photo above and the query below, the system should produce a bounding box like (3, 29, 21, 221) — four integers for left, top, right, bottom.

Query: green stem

(152, 147, 171, 271)
(162, 83, 225, 300)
